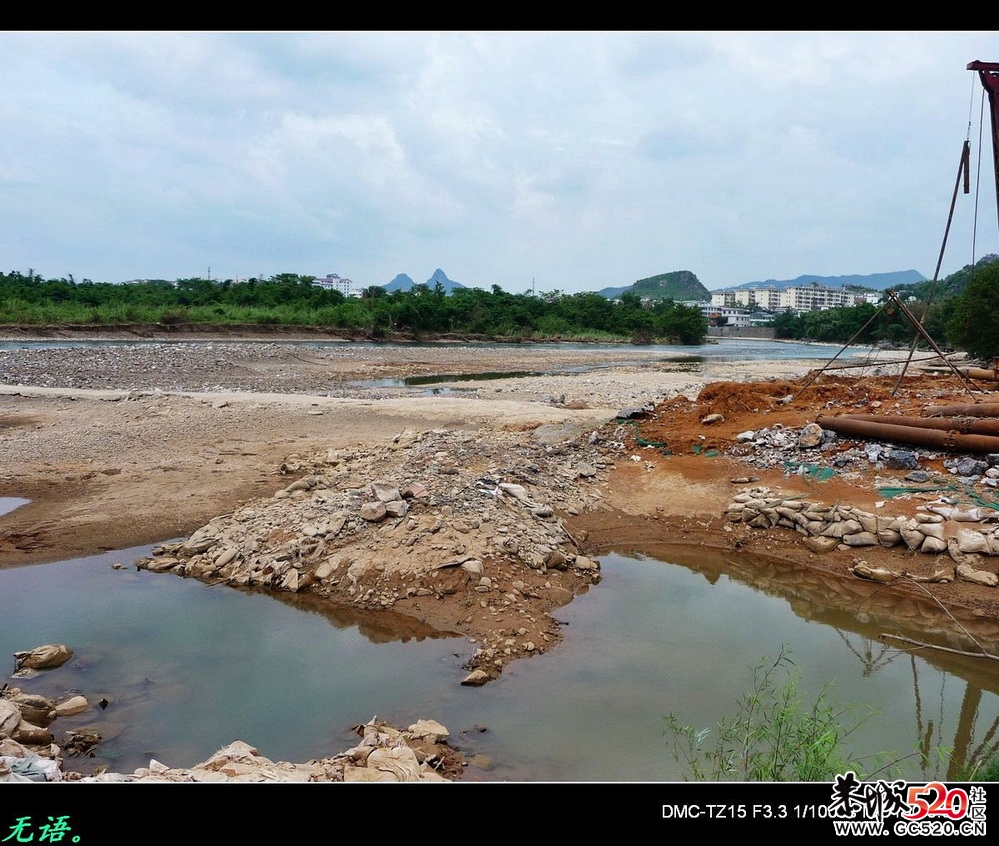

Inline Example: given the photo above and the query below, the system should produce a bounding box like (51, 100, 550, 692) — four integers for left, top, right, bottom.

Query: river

(3, 538, 998, 781)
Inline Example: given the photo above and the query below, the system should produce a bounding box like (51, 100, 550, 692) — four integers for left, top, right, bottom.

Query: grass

(663, 647, 901, 781)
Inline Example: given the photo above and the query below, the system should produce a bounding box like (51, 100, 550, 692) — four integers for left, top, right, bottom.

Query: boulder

(13, 644, 73, 671)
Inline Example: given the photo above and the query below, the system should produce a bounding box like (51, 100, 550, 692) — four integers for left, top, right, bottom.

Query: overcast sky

(3, 31, 998, 293)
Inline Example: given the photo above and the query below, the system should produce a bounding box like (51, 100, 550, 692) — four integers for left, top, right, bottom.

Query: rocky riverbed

(4, 335, 999, 781)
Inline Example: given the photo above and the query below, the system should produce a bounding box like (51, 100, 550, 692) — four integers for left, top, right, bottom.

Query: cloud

(0, 31, 996, 290)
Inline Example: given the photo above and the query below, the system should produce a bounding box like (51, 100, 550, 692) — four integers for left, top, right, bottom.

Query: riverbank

(0, 338, 841, 568)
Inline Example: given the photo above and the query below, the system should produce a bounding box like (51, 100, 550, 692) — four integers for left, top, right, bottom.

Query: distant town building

(712, 283, 880, 313)
(312, 273, 361, 297)
(682, 301, 756, 328)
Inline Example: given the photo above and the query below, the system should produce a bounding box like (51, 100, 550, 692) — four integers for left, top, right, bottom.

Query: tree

(946, 261, 999, 360)
(772, 310, 803, 339)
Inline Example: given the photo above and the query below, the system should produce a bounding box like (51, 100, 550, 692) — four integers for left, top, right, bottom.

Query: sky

(2, 31, 999, 294)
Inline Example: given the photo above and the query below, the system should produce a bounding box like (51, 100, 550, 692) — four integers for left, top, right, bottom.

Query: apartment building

(713, 284, 873, 313)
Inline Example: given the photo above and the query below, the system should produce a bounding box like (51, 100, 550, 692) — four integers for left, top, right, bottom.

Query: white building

(713, 283, 872, 313)
(312, 273, 360, 297)
(683, 301, 754, 328)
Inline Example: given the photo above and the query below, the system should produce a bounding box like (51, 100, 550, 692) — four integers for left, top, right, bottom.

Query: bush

(663, 648, 894, 781)
(158, 309, 190, 325)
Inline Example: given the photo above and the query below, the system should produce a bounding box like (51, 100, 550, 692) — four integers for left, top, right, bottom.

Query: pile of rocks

(730, 423, 999, 492)
(726, 487, 999, 585)
(2, 708, 461, 782)
(2, 644, 94, 780)
(77, 717, 460, 783)
(138, 424, 614, 683)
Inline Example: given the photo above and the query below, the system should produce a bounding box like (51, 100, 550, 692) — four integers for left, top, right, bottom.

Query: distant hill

(381, 269, 466, 294)
(382, 273, 415, 292)
(598, 270, 711, 301)
(425, 268, 466, 292)
(717, 270, 926, 293)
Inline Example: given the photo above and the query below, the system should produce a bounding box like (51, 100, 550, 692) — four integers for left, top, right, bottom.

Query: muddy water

(3, 543, 999, 781)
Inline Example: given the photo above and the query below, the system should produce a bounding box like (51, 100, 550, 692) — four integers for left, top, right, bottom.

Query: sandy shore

(0, 339, 827, 566)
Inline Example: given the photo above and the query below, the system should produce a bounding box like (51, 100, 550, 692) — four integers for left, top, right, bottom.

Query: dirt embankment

(589, 372, 999, 640)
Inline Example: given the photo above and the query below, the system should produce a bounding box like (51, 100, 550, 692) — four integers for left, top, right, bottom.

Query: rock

(797, 423, 823, 449)
(359, 502, 387, 522)
(700, 413, 724, 425)
(956, 563, 999, 587)
(370, 480, 402, 503)
(13, 721, 52, 745)
(460, 669, 492, 686)
(181, 535, 218, 555)
(142, 556, 180, 573)
(356, 745, 426, 782)
(735, 431, 755, 443)
(55, 696, 89, 717)
(498, 483, 530, 501)
(13, 644, 73, 671)
(460, 559, 484, 575)
(407, 719, 449, 742)
(573, 555, 599, 571)
(886, 450, 919, 470)
(214, 547, 239, 567)
(545, 549, 569, 570)
(383, 500, 409, 518)
(11, 695, 56, 727)
(954, 458, 989, 477)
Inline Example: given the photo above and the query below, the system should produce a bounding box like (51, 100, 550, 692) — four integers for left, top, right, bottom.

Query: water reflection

(608, 542, 999, 781)
(269, 587, 460, 643)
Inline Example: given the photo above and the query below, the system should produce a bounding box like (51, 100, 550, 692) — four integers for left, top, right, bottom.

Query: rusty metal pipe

(839, 413, 999, 435)
(922, 403, 999, 418)
(958, 367, 999, 381)
(816, 415, 999, 453)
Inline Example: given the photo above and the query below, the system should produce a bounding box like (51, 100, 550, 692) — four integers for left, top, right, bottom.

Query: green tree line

(0, 271, 708, 345)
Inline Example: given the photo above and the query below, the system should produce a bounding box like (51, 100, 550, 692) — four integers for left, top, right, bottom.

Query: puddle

(655, 355, 705, 364)
(0, 497, 29, 517)
(352, 370, 545, 388)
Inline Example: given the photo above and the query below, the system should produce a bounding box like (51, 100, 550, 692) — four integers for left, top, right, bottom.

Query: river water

(3, 540, 999, 781)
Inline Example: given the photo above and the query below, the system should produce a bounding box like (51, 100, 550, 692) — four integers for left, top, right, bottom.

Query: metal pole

(968, 61, 999, 235)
